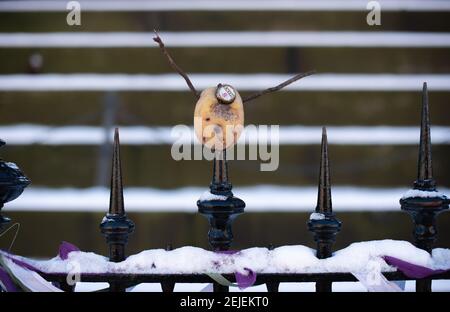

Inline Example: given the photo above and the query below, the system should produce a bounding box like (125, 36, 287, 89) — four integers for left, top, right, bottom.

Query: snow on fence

(1, 0, 450, 12)
(1, 124, 449, 146)
(2, 31, 450, 48)
(2, 74, 450, 91)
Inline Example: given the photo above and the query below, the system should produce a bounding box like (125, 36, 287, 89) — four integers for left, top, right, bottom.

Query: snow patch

(199, 191, 227, 202)
(309, 212, 326, 220)
(4, 162, 19, 170)
(401, 189, 447, 200)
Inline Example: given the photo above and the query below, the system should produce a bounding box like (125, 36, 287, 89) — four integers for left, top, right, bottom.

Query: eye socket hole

(205, 117, 210, 121)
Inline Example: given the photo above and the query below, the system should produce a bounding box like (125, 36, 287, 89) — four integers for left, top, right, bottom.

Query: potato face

(194, 85, 244, 150)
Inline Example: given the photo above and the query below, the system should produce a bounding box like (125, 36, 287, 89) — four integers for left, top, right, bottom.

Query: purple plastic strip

(383, 256, 447, 279)
(59, 241, 80, 260)
(0, 266, 18, 292)
(3, 253, 41, 273)
(235, 268, 257, 289)
(214, 250, 257, 289)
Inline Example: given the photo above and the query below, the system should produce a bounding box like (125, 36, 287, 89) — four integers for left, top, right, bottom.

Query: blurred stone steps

(1, 47, 450, 74)
(2, 145, 449, 188)
(1, 91, 449, 126)
(1, 11, 449, 32)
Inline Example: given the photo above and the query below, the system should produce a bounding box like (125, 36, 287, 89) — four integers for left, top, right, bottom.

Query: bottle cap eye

(215, 84, 236, 104)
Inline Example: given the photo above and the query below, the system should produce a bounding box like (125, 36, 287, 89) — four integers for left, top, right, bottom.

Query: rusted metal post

(197, 149, 245, 292)
(400, 83, 449, 292)
(0, 139, 30, 230)
(100, 128, 135, 292)
(308, 127, 342, 292)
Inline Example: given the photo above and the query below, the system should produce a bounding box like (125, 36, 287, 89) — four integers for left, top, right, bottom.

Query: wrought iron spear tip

(316, 127, 332, 214)
(109, 128, 125, 215)
(415, 81, 435, 190)
(210, 149, 232, 196)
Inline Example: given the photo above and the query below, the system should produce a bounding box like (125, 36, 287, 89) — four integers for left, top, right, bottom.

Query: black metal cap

(215, 83, 236, 104)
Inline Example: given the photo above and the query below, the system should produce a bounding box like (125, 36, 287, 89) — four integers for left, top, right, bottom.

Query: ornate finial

(109, 128, 124, 215)
(414, 82, 435, 191)
(307, 127, 341, 292)
(198, 149, 245, 253)
(0, 138, 30, 228)
(100, 128, 134, 275)
(400, 83, 448, 262)
(316, 127, 332, 214)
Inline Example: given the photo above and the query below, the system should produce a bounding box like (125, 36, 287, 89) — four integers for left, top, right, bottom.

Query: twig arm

(243, 70, 316, 103)
(153, 31, 200, 99)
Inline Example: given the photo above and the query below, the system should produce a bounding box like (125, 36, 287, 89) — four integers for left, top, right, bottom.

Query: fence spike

(210, 149, 232, 197)
(414, 82, 435, 191)
(100, 128, 135, 291)
(400, 83, 449, 292)
(316, 127, 332, 214)
(109, 128, 125, 215)
(198, 148, 245, 256)
(308, 127, 341, 292)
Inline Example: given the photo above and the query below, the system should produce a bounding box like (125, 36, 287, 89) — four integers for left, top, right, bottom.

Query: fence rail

(41, 271, 450, 293)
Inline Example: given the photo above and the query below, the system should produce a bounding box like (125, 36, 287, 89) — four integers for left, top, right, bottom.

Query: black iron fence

(0, 83, 449, 292)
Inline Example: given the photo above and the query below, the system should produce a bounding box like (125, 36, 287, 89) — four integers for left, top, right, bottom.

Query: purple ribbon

(1, 251, 40, 273)
(214, 250, 257, 289)
(383, 256, 447, 279)
(235, 268, 257, 289)
(0, 240, 81, 276)
(59, 241, 80, 260)
(0, 266, 18, 292)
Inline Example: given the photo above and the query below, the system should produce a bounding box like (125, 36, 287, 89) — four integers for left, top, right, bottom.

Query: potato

(194, 85, 244, 150)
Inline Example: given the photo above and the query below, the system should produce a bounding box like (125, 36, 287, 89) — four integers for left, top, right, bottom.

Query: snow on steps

(1, 124, 450, 145)
(1, 74, 450, 91)
(7, 186, 450, 212)
(1, 1, 450, 13)
(2, 31, 450, 48)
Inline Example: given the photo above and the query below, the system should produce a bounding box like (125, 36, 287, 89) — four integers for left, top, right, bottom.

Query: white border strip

(1, 0, 450, 12)
(1, 32, 450, 48)
(1, 74, 449, 91)
(1, 125, 449, 145)
(6, 186, 450, 212)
